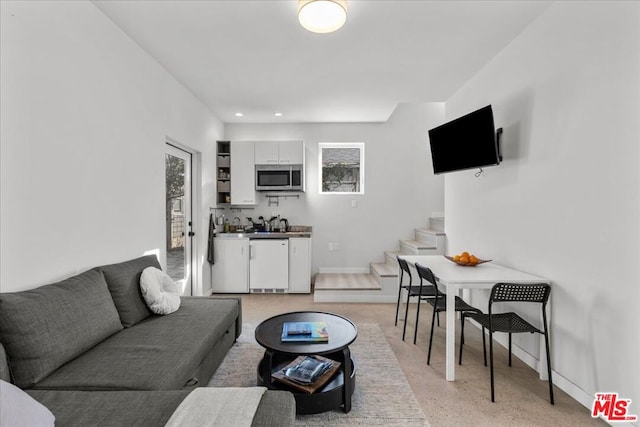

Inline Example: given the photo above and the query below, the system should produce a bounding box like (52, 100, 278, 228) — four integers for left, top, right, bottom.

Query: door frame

(165, 138, 200, 296)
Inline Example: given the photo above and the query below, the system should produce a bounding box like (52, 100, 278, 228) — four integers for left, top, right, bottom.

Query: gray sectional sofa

(0, 255, 295, 426)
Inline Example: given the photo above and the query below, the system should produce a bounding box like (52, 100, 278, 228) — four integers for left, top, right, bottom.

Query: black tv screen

(428, 105, 500, 174)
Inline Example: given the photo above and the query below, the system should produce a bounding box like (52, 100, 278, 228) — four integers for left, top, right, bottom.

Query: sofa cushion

(1, 380, 55, 427)
(0, 269, 122, 388)
(33, 297, 240, 391)
(98, 255, 161, 327)
(26, 389, 295, 427)
(27, 389, 188, 427)
(140, 267, 181, 315)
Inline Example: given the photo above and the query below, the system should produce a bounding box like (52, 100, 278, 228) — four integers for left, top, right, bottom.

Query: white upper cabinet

(278, 141, 304, 164)
(230, 140, 256, 205)
(255, 141, 304, 165)
(254, 141, 279, 164)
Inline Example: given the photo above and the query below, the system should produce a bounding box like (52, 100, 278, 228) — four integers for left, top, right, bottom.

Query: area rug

(208, 323, 429, 426)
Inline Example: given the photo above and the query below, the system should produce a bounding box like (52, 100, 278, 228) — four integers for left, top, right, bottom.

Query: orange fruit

(453, 255, 461, 262)
(459, 256, 469, 264)
(469, 255, 479, 264)
(461, 251, 470, 258)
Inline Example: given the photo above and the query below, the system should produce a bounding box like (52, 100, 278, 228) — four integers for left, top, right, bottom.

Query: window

(319, 142, 364, 194)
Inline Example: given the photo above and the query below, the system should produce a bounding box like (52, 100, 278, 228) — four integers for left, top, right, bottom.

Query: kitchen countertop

(215, 231, 312, 239)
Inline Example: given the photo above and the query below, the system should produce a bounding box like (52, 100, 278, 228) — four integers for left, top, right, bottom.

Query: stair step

(415, 227, 446, 236)
(400, 240, 437, 251)
(314, 273, 381, 291)
(371, 262, 398, 278)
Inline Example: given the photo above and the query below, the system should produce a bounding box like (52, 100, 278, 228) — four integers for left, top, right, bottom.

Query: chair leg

(402, 294, 411, 341)
(508, 333, 512, 367)
(413, 297, 422, 345)
(427, 307, 438, 365)
(459, 314, 465, 365)
(544, 331, 555, 404)
(489, 330, 495, 402)
(395, 287, 403, 326)
(437, 311, 440, 327)
(482, 327, 487, 367)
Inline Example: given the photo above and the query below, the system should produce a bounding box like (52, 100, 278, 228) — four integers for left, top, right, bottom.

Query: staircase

(314, 217, 446, 303)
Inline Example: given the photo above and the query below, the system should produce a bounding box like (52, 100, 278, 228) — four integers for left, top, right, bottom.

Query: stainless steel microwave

(255, 164, 303, 191)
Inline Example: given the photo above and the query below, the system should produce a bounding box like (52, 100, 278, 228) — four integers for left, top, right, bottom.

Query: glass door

(165, 144, 193, 295)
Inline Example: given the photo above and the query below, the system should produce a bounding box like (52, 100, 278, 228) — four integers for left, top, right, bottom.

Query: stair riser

(430, 217, 445, 232)
(414, 230, 438, 245)
(371, 263, 398, 280)
(385, 251, 404, 266)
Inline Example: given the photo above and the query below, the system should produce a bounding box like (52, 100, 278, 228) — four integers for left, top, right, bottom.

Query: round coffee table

(255, 311, 358, 414)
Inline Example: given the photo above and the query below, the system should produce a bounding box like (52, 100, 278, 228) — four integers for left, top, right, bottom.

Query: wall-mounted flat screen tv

(428, 105, 500, 174)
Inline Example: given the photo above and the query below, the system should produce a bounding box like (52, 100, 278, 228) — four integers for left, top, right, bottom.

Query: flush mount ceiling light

(298, 0, 347, 34)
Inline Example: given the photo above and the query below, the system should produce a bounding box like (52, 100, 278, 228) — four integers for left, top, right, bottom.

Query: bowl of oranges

(445, 251, 491, 266)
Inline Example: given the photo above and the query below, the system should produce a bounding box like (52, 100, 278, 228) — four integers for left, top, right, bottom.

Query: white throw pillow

(140, 267, 181, 315)
(0, 380, 55, 427)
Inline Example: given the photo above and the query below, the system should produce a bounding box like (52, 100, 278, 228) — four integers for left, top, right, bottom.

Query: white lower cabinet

(289, 238, 311, 293)
(211, 238, 249, 293)
(211, 237, 311, 294)
(250, 239, 289, 291)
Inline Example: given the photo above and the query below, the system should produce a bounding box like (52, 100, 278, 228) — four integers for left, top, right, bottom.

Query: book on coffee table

(272, 355, 341, 394)
(281, 321, 329, 343)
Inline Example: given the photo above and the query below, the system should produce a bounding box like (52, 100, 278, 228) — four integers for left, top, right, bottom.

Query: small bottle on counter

(223, 218, 230, 233)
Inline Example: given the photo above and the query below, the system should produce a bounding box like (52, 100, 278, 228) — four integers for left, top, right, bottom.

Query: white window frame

(318, 142, 365, 195)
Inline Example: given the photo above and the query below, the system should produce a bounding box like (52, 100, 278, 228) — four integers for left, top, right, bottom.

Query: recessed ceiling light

(274, 113, 283, 117)
(298, 0, 347, 34)
(235, 112, 244, 117)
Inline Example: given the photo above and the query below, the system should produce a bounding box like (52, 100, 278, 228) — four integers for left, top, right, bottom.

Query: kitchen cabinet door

(230, 140, 256, 205)
(211, 238, 249, 293)
(278, 141, 304, 164)
(250, 239, 289, 290)
(254, 141, 279, 165)
(289, 238, 311, 293)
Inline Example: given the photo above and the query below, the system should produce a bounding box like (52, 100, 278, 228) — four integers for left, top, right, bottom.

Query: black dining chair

(414, 263, 481, 362)
(460, 282, 553, 404)
(395, 256, 438, 342)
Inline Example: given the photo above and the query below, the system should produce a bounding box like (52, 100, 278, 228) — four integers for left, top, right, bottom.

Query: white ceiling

(93, 0, 551, 123)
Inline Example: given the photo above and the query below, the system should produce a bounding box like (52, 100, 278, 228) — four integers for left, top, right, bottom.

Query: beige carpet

(208, 323, 429, 426)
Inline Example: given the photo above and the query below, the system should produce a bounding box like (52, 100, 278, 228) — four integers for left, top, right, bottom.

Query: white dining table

(400, 255, 551, 382)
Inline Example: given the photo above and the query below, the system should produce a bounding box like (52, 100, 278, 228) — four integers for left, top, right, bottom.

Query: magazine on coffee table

(272, 355, 341, 394)
(281, 321, 329, 343)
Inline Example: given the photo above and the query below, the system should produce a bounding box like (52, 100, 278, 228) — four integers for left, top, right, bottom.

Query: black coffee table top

(255, 311, 357, 356)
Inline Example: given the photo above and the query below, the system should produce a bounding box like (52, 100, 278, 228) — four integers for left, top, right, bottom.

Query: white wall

(225, 103, 445, 274)
(445, 1, 639, 409)
(0, 1, 223, 294)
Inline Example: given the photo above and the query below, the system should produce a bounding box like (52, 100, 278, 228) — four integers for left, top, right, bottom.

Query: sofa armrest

(0, 342, 12, 383)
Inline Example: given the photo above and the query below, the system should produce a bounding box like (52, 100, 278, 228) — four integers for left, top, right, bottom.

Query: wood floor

(233, 293, 604, 426)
